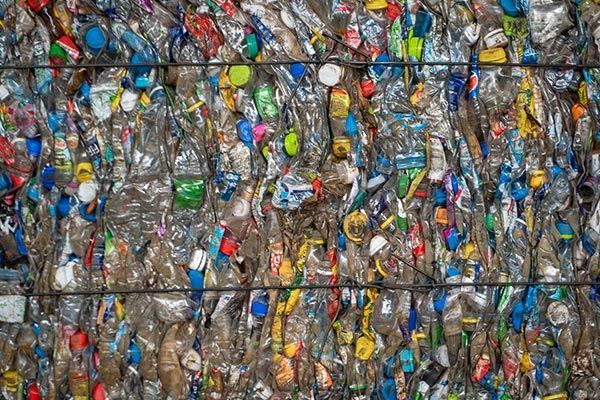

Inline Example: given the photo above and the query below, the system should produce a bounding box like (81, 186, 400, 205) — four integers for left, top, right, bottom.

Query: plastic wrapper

(0, 0, 598, 399)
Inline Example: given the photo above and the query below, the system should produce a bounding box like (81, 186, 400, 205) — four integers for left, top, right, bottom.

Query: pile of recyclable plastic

(0, 0, 599, 398)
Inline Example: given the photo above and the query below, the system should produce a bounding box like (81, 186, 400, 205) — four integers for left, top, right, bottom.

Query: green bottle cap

(284, 129, 298, 156)
(485, 214, 494, 231)
(244, 34, 259, 59)
(228, 65, 253, 88)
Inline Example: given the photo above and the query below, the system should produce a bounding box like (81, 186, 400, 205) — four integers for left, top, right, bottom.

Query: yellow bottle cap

(343, 210, 368, 243)
(332, 136, 351, 158)
(76, 162, 94, 183)
(478, 48, 507, 63)
(228, 65, 253, 88)
(284, 129, 298, 156)
(365, 0, 388, 10)
(530, 169, 545, 189)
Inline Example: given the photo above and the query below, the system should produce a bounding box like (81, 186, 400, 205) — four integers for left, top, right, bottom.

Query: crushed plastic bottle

(0, 0, 598, 399)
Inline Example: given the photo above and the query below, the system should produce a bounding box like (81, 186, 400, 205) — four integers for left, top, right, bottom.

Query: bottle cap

(41, 165, 55, 190)
(85, 26, 107, 53)
(360, 79, 375, 98)
(343, 210, 368, 243)
(27, 185, 40, 203)
(76, 162, 94, 183)
(318, 63, 343, 87)
(332, 136, 351, 159)
(228, 65, 253, 87)
(188, 248, 208, 271)
(92, 383, 107, 400)
(478, 48, 507, 63)
(530, 169, 545, 189)
(284, 129, 298, 156)
(28, 384, 41, 400)
(252, 123, 266, 142)
(365, 0, 389, 10)
(27, 0, 49, 13)
(135, 75, 149, 89)
(77, 180, 97, 203)
(251, 298, 268, 317)
(369, 235, 388, 257)
(570, 103, 585, 122)
(57, 196, 71, 218)
(372, 53, 390, 76)
(289, 63, 305, 80)
(26, 137, 42, 158)
(280, 9, 296, 29)
(244, 34, 259, 59)
(79, 203, 97, 222)
(236, 119, 253, 144)
(69, 330, 88, 351)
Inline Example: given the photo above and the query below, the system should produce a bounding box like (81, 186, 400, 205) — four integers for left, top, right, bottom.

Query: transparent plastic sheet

(0, 0, 597, 399)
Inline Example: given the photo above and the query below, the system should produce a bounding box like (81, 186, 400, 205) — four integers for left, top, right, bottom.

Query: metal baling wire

(2, 60, 600, 69)
(3, 280, 598, 297)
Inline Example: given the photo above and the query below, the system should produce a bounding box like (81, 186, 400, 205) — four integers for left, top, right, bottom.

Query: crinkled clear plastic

(0, 0, 598, 399)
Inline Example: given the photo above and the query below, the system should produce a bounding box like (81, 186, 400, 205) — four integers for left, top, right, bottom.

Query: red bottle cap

(219, 235, 240, 256)
(27, 0, 50, 13)
(387, 2, 402, 20)
(360, 79, 375, 99)
(28, 384, 41, 400)
(69, 331, 88, 351)
(92, 383, 107, 400)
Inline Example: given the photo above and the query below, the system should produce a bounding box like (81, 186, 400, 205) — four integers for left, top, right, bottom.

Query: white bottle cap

(369, 235, 388, 257)
(318, 64, 343, 87)
(280, 10, 296, 29)
(188, 249, 208, 271)
(231, 198, 251, 218)
(181, 349, 202, 371)
(77, 181, 97, 204)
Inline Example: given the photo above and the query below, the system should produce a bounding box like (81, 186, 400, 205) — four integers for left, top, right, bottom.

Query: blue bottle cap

(236, 119, 253, 144)
(41, 165, 55, 190)
(47, 112, 61, 133)
(289, 62, 305, 80)
(26, 137, 42, 158)
(129, 342, 141, 364)
(134, 75, 149, 89)
(251, 299, 268, 317)
(85, 26, 107, 53)
(188, 269, 204, 289)
(57, 196, 71, 218)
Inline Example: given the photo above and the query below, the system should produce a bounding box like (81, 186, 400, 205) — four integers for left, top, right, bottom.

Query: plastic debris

(0, 0, 598, 399)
